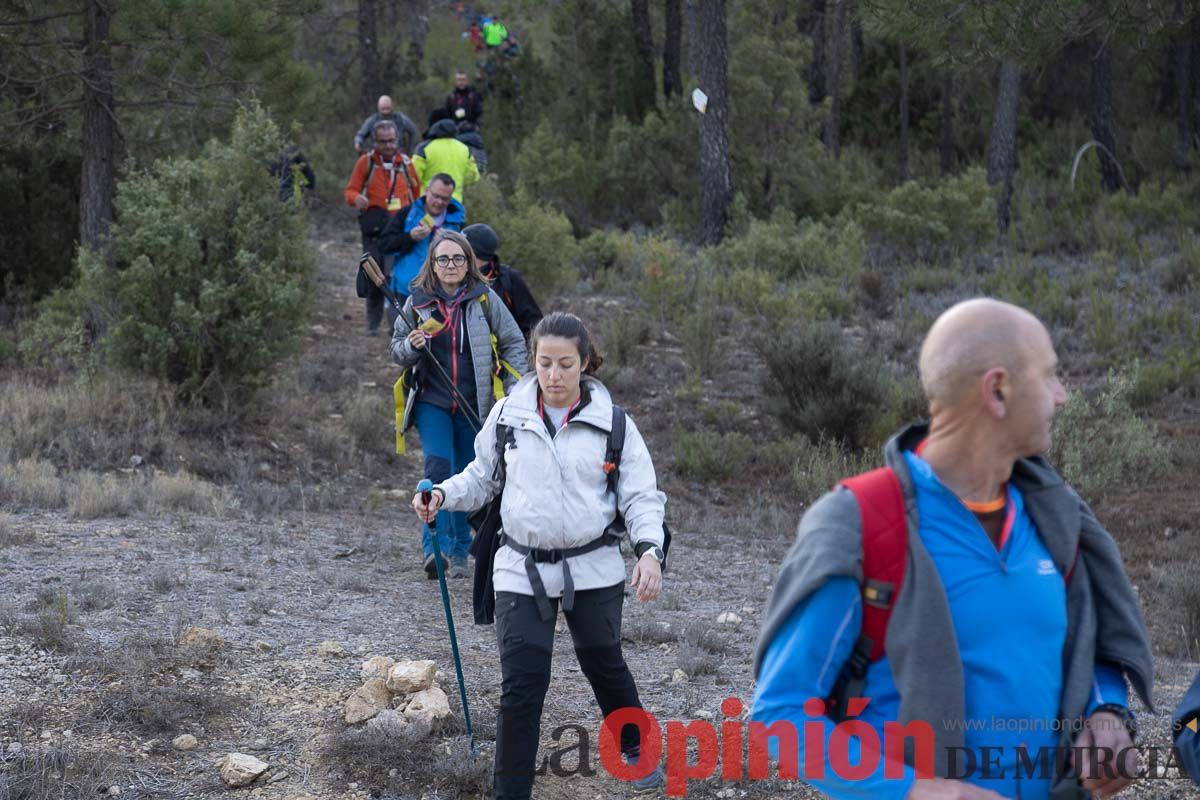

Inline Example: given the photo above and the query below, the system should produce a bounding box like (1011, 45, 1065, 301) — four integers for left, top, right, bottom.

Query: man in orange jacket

(343, 120, 421, 336)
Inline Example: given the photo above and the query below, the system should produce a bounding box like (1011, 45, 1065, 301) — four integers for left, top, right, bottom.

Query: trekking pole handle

(417, 478, 434, 505)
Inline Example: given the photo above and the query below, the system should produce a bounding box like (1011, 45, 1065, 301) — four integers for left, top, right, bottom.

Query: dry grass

(0, 458, 65, 508)
(324, 717, 490, 799)
(143, 470, 225, 515)
(69, 472, 134, 519)
(0, 746, 125, 800)
(0, 512, 36, 546)
(0, 373, 179, 471)
(68, 470, 226, 520)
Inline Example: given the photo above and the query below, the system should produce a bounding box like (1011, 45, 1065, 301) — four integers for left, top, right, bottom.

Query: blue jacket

(752, 423, 1153, 800)
(1176, 670, 1200, 785)
(378, 196, 466, 297)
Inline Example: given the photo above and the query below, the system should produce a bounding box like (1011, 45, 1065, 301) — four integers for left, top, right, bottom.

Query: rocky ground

(1, 217, 1198, 799)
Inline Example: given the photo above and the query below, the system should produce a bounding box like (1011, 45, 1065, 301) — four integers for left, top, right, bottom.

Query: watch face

(651, 547, 665, 562)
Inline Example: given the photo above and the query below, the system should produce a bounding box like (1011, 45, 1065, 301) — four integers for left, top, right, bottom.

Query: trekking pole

(417, 478, 475, 751)
(360, 254, 484, 433)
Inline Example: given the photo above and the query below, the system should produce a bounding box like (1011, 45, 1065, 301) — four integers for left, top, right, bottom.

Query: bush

(487, 191, 581, 297)
(673, 430, 753, 482)
(853, 168, 994, 261)
(22, 103, 314, 406)
(1048, 369, 1170, 501)
(758, 323, 891, 449)
(716, 211, 866, 280)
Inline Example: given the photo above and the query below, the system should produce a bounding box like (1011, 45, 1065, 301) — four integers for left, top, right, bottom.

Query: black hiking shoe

(423, 553, 447, 580)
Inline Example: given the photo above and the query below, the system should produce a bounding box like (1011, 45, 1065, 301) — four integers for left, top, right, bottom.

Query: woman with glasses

(391, 230, 527, 579)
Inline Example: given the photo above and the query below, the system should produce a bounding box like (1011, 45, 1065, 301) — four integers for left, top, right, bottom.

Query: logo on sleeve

(1037, 559, 1057, 576)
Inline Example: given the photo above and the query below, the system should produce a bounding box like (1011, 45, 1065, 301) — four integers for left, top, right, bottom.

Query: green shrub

(980, 257, 1078, 329)
(673, 430, 753, 482)
(716, 212, 866, 280)
(23, 104, 314, 406)
(460, 174, 508, 229)
(1048, 369, 1170, 501)
(637, 236, 690, 324)
(484, 191, 580, 297)
(1084, 290, 1120, 359)
(758, 322, 890, 449)
(1161, 233, 1200, 293)
(854, 168, 994, 261)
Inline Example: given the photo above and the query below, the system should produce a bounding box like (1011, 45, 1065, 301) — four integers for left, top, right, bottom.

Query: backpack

(824, 466, 1081, 723)
(468, 402, 672, 624)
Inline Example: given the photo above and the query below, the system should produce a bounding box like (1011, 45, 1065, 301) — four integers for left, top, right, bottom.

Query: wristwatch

(637, 544, 665, 563)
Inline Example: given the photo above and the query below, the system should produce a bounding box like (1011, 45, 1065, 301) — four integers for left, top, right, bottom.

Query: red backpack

(824, 466, 1080, 722)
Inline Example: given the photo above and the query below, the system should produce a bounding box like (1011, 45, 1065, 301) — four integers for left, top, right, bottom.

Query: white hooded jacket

(436, 374, 667, 597)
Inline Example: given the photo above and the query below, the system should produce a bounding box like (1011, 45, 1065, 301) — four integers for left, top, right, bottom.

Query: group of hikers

(339, 77, 1200, 800)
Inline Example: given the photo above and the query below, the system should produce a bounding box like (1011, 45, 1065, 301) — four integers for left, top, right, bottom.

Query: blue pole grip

(417, 478, 434, 494)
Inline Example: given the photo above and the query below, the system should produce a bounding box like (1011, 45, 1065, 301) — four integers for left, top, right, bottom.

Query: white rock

(173, 734, 198, 751)
(403, 686, 452, 728)
(671, 669, 689, 684)
(266, 771, 289, 784)
(366, 709, 409, 739)
(386, 660, 437, 694)
(360, 655, 396, 682)
(317, 641, 347, 658)
(252, 738, 269, 750)
(716, 612, 742, 625)
(220, 753, 269, 787)
(253, 640, 275, 653)
(6, 742, 22, 755)
(344, 679, 392, 724)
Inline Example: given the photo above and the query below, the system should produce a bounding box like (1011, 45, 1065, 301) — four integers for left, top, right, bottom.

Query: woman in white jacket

(412, 311, 667, 799)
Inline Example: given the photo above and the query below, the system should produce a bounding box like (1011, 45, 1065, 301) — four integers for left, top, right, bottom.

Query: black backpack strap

(359, 152, 377, 196)
(491, 402, 515, 488)
(605, 405, 625, 494)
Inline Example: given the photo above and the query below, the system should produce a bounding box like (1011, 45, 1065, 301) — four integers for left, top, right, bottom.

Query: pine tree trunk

(358, 0, 380, 113)
(694, 0, 731, 245)
(939, 70, 957, 174)
(1088, 39, 1122, 193)
(802, 0, 827, 104)
(849, 0, 864, 77)
(630, 0, 657, 118)
(898, 42, 910, 182)
(1174, 34, 1192, 171)
(986, 59, 1021, 233)
(80, 0, 116, 260)
(663, 0, 683, 98)
(823, 0, 848, 157)
(404, 0, 430, 83)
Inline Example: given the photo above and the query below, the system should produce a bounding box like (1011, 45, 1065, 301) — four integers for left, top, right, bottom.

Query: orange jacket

(343, 151, 421, 212)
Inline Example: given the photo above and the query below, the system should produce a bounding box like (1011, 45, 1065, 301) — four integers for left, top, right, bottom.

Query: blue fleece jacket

(751, 450, 1128, 799)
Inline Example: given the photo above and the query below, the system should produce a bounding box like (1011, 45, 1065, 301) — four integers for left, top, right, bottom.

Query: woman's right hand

(412, 489, 443, 523)
(407, 329, 427, 349)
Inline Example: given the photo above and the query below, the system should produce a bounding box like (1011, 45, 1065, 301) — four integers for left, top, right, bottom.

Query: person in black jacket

(445, 71, 483, 126)
(1177, 670, 1200, 785)
(463, 224, 542, 338)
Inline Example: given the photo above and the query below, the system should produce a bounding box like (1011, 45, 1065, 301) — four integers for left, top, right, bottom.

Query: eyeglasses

(376, 138, 397, 145)
(434, 254, 468, 267)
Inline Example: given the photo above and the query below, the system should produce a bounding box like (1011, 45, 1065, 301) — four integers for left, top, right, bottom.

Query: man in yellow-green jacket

(413, 119, 480, 203)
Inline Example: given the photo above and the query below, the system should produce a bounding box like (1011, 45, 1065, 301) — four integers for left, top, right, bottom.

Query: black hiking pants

(360, 230, 387, 334)
(493, 582, 644, 800)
